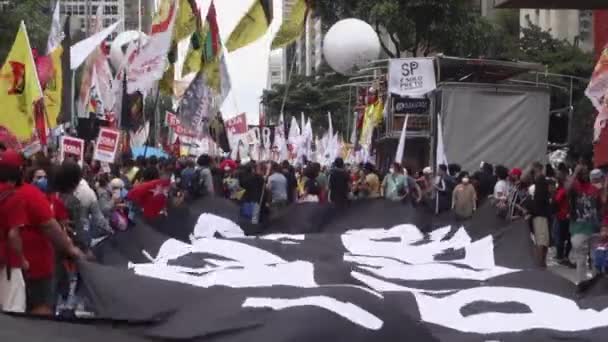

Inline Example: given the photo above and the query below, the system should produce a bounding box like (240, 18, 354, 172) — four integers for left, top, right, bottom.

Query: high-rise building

(269, 0, 324, 86)
(57, 0, 155, 38)
(59, 0, 124, 34)
(520, 9, 595, 52)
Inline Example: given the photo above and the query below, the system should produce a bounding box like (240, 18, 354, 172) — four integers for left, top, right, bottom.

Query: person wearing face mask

(26, 168, 70, 229)
(452, 172, 477, 220)
(567, 164, 602, 284)
(31, 169, 49, 193)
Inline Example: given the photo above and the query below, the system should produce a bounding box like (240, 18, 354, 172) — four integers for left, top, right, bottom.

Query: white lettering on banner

(341, 225, 473, 265)
(388, 58, 436, 97)
(191, 214, 245, 240)
(60, 136, 85, 166)
(99, 136, 115, 147)
(131, 261, 319, 289)
(131, 223, 608, 335)
(342, 225, 519, 293)
(414, 287, 608, 333)
(64, 144, 81, 155)
(243, 297, 383, 331)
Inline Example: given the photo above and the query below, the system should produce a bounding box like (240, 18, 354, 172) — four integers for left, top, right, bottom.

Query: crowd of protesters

(1, 143, 608, 317)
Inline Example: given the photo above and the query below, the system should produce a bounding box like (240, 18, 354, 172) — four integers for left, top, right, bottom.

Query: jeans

(571, 234, 591, 283)
(555, 219, 572, 260)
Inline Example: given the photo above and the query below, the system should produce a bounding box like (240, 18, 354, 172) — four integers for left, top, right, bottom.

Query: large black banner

(4, 200, 608, 341)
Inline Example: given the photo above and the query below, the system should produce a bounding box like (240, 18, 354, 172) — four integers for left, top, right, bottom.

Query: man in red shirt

(0, 150, 84, 315)
(0, 163, 29, 313)
(128, 167, 173, 220)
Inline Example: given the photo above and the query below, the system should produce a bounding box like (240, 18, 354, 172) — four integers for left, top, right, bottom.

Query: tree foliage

(314, 0, 494, 58)
(510, 22, 595, 157)
(0, 0, 52, 62)
(262, 65, 351, 135)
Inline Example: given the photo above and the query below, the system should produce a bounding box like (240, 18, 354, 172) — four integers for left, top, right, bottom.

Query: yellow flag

(159, 64, 175, 96)
(44, 47, 62, 128)
(0, 22, 43, 141)
(226, 0, 273, 52)
(173, 0, 197, 42)
(373, 100, 384, 126)
(202, 55, 221, 92)
(271, 0, 309, 50)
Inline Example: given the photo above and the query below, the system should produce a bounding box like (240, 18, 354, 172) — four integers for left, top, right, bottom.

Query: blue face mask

(120, 188, 128, 199)
(34, 177, 48, 193)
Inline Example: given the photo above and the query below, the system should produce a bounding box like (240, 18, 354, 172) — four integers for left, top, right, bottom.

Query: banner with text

(166, 111, 196, 138)
(388, 58, 436, 97)
(225, 113, 248, 152)
(59, 136, 85, 166)
(93, 128, 120, 163)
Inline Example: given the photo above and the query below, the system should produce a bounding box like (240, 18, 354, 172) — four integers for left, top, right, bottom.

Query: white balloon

(110, 30, 149, 69)
(323, 19, 381, 75)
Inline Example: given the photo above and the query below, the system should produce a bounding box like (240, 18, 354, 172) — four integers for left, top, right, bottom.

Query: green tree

(314, 0, 494, 58)
(0, 0, 52, 62)
(262, 65, 352, 135)
(512, 22, 595, 157)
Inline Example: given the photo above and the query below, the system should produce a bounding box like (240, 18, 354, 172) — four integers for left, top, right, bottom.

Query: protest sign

(388, 58, 436, 97)
(59, 136, 85, 166)
(93, 128, 120, 163)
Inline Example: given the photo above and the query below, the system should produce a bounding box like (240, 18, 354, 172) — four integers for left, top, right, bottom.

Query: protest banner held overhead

(93, 128, 120, 163)
(59, 136, 85, 166)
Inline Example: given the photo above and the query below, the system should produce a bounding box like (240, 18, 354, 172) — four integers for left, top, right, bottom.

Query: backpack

(189, 168, 208, 199)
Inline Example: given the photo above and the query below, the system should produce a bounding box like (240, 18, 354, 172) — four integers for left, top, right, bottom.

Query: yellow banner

(226, 0, 271, 52)
(173, 0, 197, 42)
(0, 22, 43, 140)
(271, 0, 308, 50)
(44, 46, 62, 128)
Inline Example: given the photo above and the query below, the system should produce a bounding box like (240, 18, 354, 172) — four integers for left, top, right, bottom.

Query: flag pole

(70, 71, 76, 129)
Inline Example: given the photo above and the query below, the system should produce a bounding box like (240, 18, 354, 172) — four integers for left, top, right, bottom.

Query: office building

(269, 0, 324, 86)
(520, 9, 595, 52)
(57, 0, 154, 38)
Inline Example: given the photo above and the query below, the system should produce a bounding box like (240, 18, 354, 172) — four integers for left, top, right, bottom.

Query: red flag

(127, 179, 171, 219)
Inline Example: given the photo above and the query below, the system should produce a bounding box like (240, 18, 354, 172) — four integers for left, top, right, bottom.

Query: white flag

(328, 112, 334, 140)
(350, 112, 358, 145)
(436, 115, 448, 168)
(46, 0, 64, 54)
(288, 116, 300, 145)
(71, 20, 122, 70)
(304, 118, 313, 160)
(395, 115, 410, 164)
(276, 113, 289, 162)
(127, 0, 178, 94)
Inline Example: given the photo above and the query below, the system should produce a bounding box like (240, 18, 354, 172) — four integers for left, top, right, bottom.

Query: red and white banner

(59, 136, 85, 166)
(226, 113, 248, 134)
(127, 0, 177, 94)
(166, 111, 196, 137)
(225, 113, 248, 159)
(93, 128, 120, 163)
(586, 45, 608, 143)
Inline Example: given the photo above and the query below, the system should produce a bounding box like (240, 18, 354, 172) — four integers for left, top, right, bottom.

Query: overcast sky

(197, 0, 283, 124)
